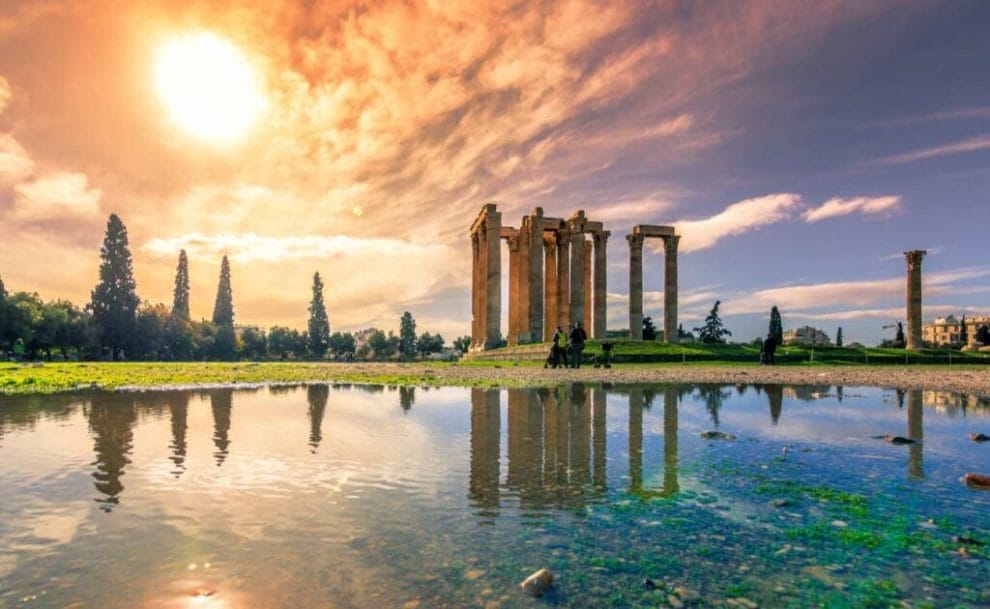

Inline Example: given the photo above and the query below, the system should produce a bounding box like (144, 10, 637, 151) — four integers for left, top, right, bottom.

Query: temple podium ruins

(470, 203, 680, 351)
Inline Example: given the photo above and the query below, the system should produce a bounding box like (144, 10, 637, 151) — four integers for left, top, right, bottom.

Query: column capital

(662, 234, 680, 254)
(543, 235, 558, 253)
(626, 233, 644, 249)
(904, 250, 926, 271)
(593, 230, 610, 246)
(506, 233, 520, 252)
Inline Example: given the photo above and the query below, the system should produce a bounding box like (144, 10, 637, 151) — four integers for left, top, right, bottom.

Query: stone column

(507, 234, 521, 346)
(527, 210, 545, 343)
(592, 387, 606, 492)
(471, 232, 481, 350)
(593, 231, 609, 339)
(904, 250, 926, 349)
(477, 225, 489, 349)
(583, 240, 593, 332)
(485, 212, 502, 347)
(569, 232, 586, 328)
(543, 237, 558, 342)
(627, 233, 644, 339)
(517, 220, 532, 343)
(663, 235, 680, 343)
(556, 230, 570, 332)
(628, 387, 643, 493)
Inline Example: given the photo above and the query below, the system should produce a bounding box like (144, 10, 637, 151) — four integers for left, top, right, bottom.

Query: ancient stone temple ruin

(469, 203, 680, 351)
(904, 250, 926, 350)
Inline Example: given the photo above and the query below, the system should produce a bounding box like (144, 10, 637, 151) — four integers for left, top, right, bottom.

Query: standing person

(757, 336, 766, 365)
(545, 327, 565, 369)
(569, 322, 588, 368)
(764, 333, 778, 365)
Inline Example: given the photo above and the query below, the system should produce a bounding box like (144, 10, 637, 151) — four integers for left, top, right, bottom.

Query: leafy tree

(164, 315, 195, 360)
(307, 272, 331, 358)
(399, 311, 417, 361)
(693, 300, 732, 344)
(90, 214, 140, 359)
(172, 250, 191, 320)
(213, 323, 238, 361)
(769, 306, 783, 344)
(368, 329, 391, 359)
(268, 326, 307, 359)
(239, 327, 267, 360)
(836, 327, 843, 347)
(134, 302, 172, 360)
(416, 332, 444, 358)
(452, 335, 471, 353)
(960, 316, 968, 345)
(212, 255, 234, 326)
(895, 322, 905, 348)
(328, 331, 356, 359)
(977, 325, 990, 346)
(642, 316, 657, 341)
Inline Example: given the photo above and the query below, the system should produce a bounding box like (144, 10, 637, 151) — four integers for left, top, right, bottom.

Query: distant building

(923, 315, 990, 346)
(782, 326, 832, 347)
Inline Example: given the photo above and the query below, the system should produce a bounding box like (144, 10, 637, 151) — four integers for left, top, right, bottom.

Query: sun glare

(154, 32, 267, 143)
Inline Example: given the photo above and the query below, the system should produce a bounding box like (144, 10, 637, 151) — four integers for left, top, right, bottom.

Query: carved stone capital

(626, 233, 644, 249)
(662, 234, 680, 255)
(593, 230, 610, 246)
(904, 250, 926, 271)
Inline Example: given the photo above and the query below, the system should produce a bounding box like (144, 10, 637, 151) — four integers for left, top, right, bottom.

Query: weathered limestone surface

(905, 250, 926, 350)
(663, 235, 680, 343)
(507, 232, 521, 345)
(593, 231, 609, 338)
(543, 237, 557, 342)
(527, 209, 545, 343)
(469, 204, 501, 351)
(583, 240, 593, 332)
(627, 233, 644, 340)
(556, 230, 570, 332)
(569, 213, 587, 328)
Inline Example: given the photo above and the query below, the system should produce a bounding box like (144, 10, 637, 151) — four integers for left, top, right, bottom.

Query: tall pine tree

(768, 306, 783, 343)
(307, 272, 331, 358)
(172, 250, 190, 320)
(399, 311, 417, 361)
(895, 322, 905, 347)
(0, 273, 6, 301)
(836, 327, 843, 347)
(693, 300, 732, 344)
(90, 214, 140, 359)
(212, 255, 234, 326)
(959, 316, 968, 345)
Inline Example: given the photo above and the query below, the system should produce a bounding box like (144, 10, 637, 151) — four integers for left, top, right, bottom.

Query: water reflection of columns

(592, 387, 607, 492)
(399, 386, 415, 412)
(307, 384, 329, 453)
(662, 386, 679, 495)
(507, 388, 544, 509)
(628, 388, 644, 493)
(907, 389, 924, 480)
(167, 393, 189, 478)
(570, 385, 591, 491)
(211, 389, 233, 467)
(88, 394, 137, 511)
(469, 388, 500, 515)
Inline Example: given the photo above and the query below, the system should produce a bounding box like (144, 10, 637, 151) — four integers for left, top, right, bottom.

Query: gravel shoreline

(111, 363, 990, 395)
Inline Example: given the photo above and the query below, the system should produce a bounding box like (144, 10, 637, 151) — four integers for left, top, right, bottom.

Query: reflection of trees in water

(764, 385, 784, 425)
(695, 386, 730, 427)
(307, 384, 329, 453)
(0, 395, 78, 446)
(399, 386, 415, 412)
(210, 389, 233, 467)
(166, 393, 189, 478)
(87, 394, 138, 511)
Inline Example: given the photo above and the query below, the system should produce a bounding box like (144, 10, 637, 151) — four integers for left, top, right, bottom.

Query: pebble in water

(970, 433, 989, 442)
(963, 473, 990, 489)
(520, 568, 553, 597)
(700, 431, 736, 441)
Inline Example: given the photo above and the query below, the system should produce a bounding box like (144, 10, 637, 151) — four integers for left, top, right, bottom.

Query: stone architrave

(627, 233, 644, 340)
(583, 240, 593, 332)
(544, 237, 558, 342)
(592, 231, 609, 338)
(662, 235, 679, 343)
(904, 250, 926, 349)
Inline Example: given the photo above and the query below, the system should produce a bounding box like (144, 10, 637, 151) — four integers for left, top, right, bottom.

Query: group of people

(545, 322, 588, 369)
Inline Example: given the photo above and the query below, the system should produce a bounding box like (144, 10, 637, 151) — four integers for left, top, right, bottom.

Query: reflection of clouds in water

(0, 499, 91, 578)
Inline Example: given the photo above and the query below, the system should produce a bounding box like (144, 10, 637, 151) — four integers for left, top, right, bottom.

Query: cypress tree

(959, 316, 968, 345)
(307, 272, 331, 358)
(0, 273, 6, 301)
(90, 214, 140, 359)
(768, 306, 783, 344)
(399, 311, 417, 361)
(836, 327, 843, 347)
(212, 255, 234, 326)
(895, 322, 905, 347)
(172, 250, 190, 320)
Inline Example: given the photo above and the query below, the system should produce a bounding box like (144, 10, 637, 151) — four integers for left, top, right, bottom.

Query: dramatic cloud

(876, 134, 990, 165)
(671, 193, 801, 252)
(0, 74, 9, 114)
(0, 133, 33, 185)
(802, 196, 901, 223)
(13, 172, 102, 221)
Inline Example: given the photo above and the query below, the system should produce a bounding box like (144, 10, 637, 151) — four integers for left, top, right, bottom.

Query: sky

(0, 0, 988, 345)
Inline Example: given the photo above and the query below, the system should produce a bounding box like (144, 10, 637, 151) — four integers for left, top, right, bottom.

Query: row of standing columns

(470, 205, 679, 350)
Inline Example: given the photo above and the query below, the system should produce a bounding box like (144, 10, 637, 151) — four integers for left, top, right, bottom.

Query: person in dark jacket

(545, 326, 567, 368)
(763, 333, 778, 365)
(569, 322, 588, 368)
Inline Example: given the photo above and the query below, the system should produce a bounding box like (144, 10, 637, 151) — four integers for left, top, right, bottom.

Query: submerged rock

(520, 568, 553, 597)
(964, 473, 990, 489)
(700, 431, 736, 441)
(873, 434, 915, 444)
(970, 433, 989, 442)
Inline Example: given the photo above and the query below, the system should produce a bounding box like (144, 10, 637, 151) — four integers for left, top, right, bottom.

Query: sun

(154, 32, 267, 143)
